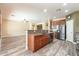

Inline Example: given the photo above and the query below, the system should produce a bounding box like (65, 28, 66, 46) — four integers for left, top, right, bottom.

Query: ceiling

(0, 3, 79, 23)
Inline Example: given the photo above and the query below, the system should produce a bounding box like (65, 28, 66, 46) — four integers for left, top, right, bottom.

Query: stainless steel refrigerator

(59, 24, 66, 40)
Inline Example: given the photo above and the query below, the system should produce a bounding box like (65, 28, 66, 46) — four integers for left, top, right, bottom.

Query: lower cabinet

(34, 36, 41, 50)
(28, 34, 49, 52)
(40, 36, 48, 47)
(55, 32, 60, 39)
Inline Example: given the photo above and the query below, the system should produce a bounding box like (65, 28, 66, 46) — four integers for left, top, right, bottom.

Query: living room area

(0, 3, 79, 56)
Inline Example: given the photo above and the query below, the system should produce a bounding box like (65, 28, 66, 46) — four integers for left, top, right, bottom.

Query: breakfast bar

(28, 31, 53, 52)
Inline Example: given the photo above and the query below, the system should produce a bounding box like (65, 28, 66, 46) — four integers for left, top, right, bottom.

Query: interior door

(66, 20, 74, 42)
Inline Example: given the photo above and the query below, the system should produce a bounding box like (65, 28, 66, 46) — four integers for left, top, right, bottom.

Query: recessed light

(63, 3, 67, 6)
(65, 10, 69, 13)
(43, 9, 47, 13)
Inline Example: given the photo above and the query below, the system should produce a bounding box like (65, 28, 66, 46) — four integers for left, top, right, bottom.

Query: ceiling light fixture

(43, 9, 47, 13)
(63, 3, 67, 6)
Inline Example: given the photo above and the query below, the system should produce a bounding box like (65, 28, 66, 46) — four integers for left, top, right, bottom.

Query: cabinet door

(40, 37, 44, 47)
(34, 36, 41, 51)
(41, 36, 48, 47)
(44, 37, 48, 45)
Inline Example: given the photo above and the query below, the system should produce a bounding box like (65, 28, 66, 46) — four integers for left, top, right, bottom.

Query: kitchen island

(28, 33, 53, 52)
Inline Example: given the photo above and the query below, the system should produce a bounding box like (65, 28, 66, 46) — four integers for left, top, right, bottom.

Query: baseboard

(2, 34, 25, 38)
(66, 40, 77, 44)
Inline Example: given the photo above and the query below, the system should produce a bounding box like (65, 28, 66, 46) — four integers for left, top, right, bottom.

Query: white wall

(2, 20, 30, 37)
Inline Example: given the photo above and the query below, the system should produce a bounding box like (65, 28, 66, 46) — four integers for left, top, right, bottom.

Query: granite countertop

(33, 33, 43, 36)
(28, 33, 43, 36)
(29, 32, 53, 36)
(30, 33, 50, 36)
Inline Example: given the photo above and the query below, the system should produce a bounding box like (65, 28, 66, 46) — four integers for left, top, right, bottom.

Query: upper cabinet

(52, 19, 65, 26)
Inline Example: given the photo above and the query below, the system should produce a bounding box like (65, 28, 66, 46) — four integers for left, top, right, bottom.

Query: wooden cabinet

(34, 36, 41, 50)
(55, 32, 60, 39)
(28, 34, 49, 52)
(40, 35, 48, 47)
